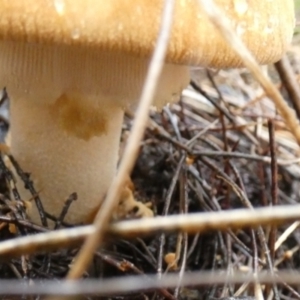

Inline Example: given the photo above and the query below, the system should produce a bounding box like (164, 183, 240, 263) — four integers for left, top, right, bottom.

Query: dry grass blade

(110, 204, 300, 237)
(1, 270, 300, 296)
(197, 0, 300, 146)
(275, 221, 300, 250)
(66, 0, 176, 280)
(274, 55, 300, 119)
(0, 225, 93, 258)
(1, 204, 300, 259)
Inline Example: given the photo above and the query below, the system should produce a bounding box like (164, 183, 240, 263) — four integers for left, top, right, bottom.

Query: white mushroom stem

(0, 41, 189, 225)
(9, 99, 123, 225)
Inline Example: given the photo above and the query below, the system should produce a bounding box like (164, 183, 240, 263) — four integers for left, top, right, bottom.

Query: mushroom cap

(0, 0, 295, 68)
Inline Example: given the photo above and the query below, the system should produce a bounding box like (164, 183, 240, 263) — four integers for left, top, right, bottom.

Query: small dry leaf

(186, 156, 195, 165)
(164, 252, 178, 270)
(8, 223, 17, 234)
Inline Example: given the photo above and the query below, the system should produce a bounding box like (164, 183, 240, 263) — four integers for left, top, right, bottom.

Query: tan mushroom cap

(0, 0, 295, 68)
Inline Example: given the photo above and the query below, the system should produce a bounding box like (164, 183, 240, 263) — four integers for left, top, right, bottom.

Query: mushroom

(0, 0, 294, 225)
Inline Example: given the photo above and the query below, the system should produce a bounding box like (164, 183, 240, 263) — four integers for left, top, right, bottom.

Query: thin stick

(268, 120, 278, 261)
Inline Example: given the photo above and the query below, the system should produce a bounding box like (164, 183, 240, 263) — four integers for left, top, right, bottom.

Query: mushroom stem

(10, 98, 124, 225)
